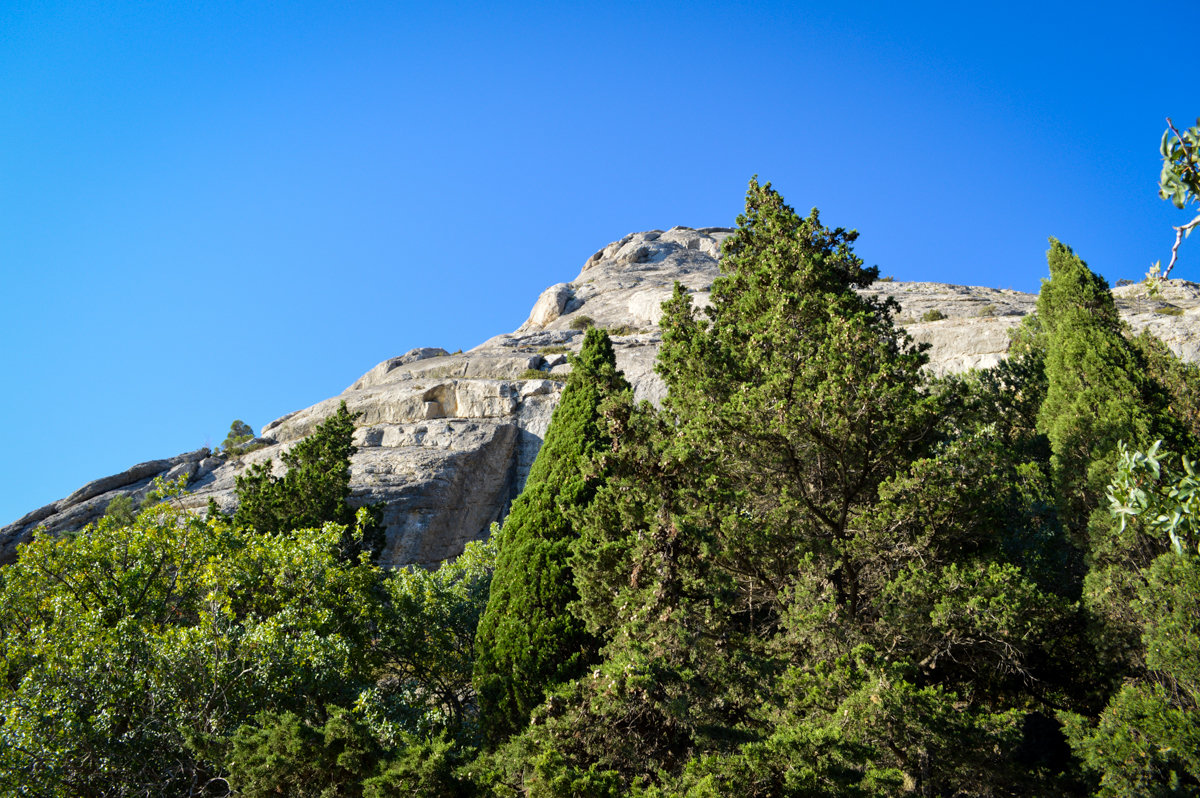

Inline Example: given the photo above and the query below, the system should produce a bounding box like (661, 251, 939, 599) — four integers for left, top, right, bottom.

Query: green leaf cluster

(1160, 119, 1200, 211)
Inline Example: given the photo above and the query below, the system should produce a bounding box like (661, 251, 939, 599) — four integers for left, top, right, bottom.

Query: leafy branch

(1150, 117, 1200, 282)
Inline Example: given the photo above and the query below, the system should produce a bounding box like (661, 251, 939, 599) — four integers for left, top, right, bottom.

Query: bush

(569, 314, 595, 330)
(539, 345, 570, 355)
(921, 308, 948, 322)
(519, 369, 561, 380)
(978, 303, 998, 317)
(1154, 305, 1185, 316)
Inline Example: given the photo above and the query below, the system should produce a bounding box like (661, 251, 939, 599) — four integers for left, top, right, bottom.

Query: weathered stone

(520, 283, 574, 330)
(5, 227, 1199, 569)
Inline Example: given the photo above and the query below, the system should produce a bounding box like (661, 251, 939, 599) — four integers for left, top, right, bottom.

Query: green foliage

(528, 178, 1073, 794)
(1058, 442, 1200, 795)
(231, 707, 383, 798)
(1155, 304, 1185, 316)
(102, 492, 136, 525)
(222, 418, 255, 454)
(1159, 118, 1200, 212)
(19, 177, 1200, 795)
(1131, 331, 1200, 443)
(1063, 554, 1200, 796)
(568, 313, 594, 330)
(538, 345, 569, 355)
(1149, 117, 1199, 282)
(921, 307, 947, 321)
(362, 734, 473, 798)
(518, 368, 557, 380)
(0, 478, 495, 797)
(1035, 239, 1174, 549)
(234, 401, 382, 558)
(978, 302, 998, 317)
(1108, 441, 1200, 557)
(374, 534, 497, 740)
(0, 485, 385, 796)
(474, 327, 630, 744)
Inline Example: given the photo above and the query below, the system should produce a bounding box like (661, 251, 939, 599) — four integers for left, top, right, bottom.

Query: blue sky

(2, 1, 1197, 525)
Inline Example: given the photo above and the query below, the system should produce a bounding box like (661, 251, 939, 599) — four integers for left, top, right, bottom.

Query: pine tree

(472, 327, 630, 745)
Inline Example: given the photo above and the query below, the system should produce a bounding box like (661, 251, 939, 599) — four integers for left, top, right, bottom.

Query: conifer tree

(233, 401, 382, 558)
(476, 179, 1079, 797)
(1036, 238, 1196, 702)
(472, 327, 630, 744)
(1035, 239, 1167, 549)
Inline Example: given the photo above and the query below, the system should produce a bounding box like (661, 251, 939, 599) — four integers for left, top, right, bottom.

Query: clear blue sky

(2, 1, 1196, 525)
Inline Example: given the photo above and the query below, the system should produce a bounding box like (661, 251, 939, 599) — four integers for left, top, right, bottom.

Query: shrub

(978, 303, 998, 317)
(880, 275, 895, 282)
(1155, 305, 1185, 316)
(921, 308, 948, 322)
(540, 345, 569, 355)
(518, 369, 561, 380)
(569, 314, 595, 330)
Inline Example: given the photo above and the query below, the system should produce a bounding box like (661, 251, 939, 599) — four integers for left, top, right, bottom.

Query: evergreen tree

(1034, 240, 1194, 678)
(1035, 238, 1169, 550)
(1062, 443, 1200, 795)
(233, 401, 382, 558)
(472, 327, 630, 744)
(222, 419, 255, 454)
(506, 180, 1072, 795)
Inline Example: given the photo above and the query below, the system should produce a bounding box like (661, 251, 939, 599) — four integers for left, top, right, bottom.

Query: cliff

(4, 227, 1199, 566)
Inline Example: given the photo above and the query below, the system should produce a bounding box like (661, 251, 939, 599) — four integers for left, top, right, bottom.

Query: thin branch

(1161, 214, 1200, 280)
(1166, 117, 1197, 180)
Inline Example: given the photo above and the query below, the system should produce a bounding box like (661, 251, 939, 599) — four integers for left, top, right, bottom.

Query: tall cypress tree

(1035, 239, 1165, 550)
(472, 327, 630, 745)
(1036, 238, 1193, 688)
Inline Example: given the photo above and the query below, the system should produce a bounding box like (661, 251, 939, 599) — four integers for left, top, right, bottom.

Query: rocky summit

(5, 228, 1200, 567)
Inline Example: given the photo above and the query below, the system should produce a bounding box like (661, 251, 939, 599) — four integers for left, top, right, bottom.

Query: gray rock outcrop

(4, 227, 1199, 567)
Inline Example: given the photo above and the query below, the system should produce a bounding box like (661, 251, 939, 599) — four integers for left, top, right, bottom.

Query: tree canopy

(6, 171, 1200, 796)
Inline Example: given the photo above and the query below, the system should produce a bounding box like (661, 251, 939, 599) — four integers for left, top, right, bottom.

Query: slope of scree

(4, 227, 1199, 567)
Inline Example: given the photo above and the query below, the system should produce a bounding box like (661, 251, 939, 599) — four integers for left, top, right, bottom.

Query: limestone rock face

(5, 227, 1200, 567)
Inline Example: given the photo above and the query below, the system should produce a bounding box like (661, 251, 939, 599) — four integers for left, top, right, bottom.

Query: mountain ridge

(5, 226, 1199, 566)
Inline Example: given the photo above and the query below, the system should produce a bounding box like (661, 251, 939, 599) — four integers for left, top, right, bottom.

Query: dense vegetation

(2, 155, 1199, 794)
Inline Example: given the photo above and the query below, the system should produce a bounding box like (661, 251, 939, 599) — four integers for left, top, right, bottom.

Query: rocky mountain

(5, 227, 1200, 567)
